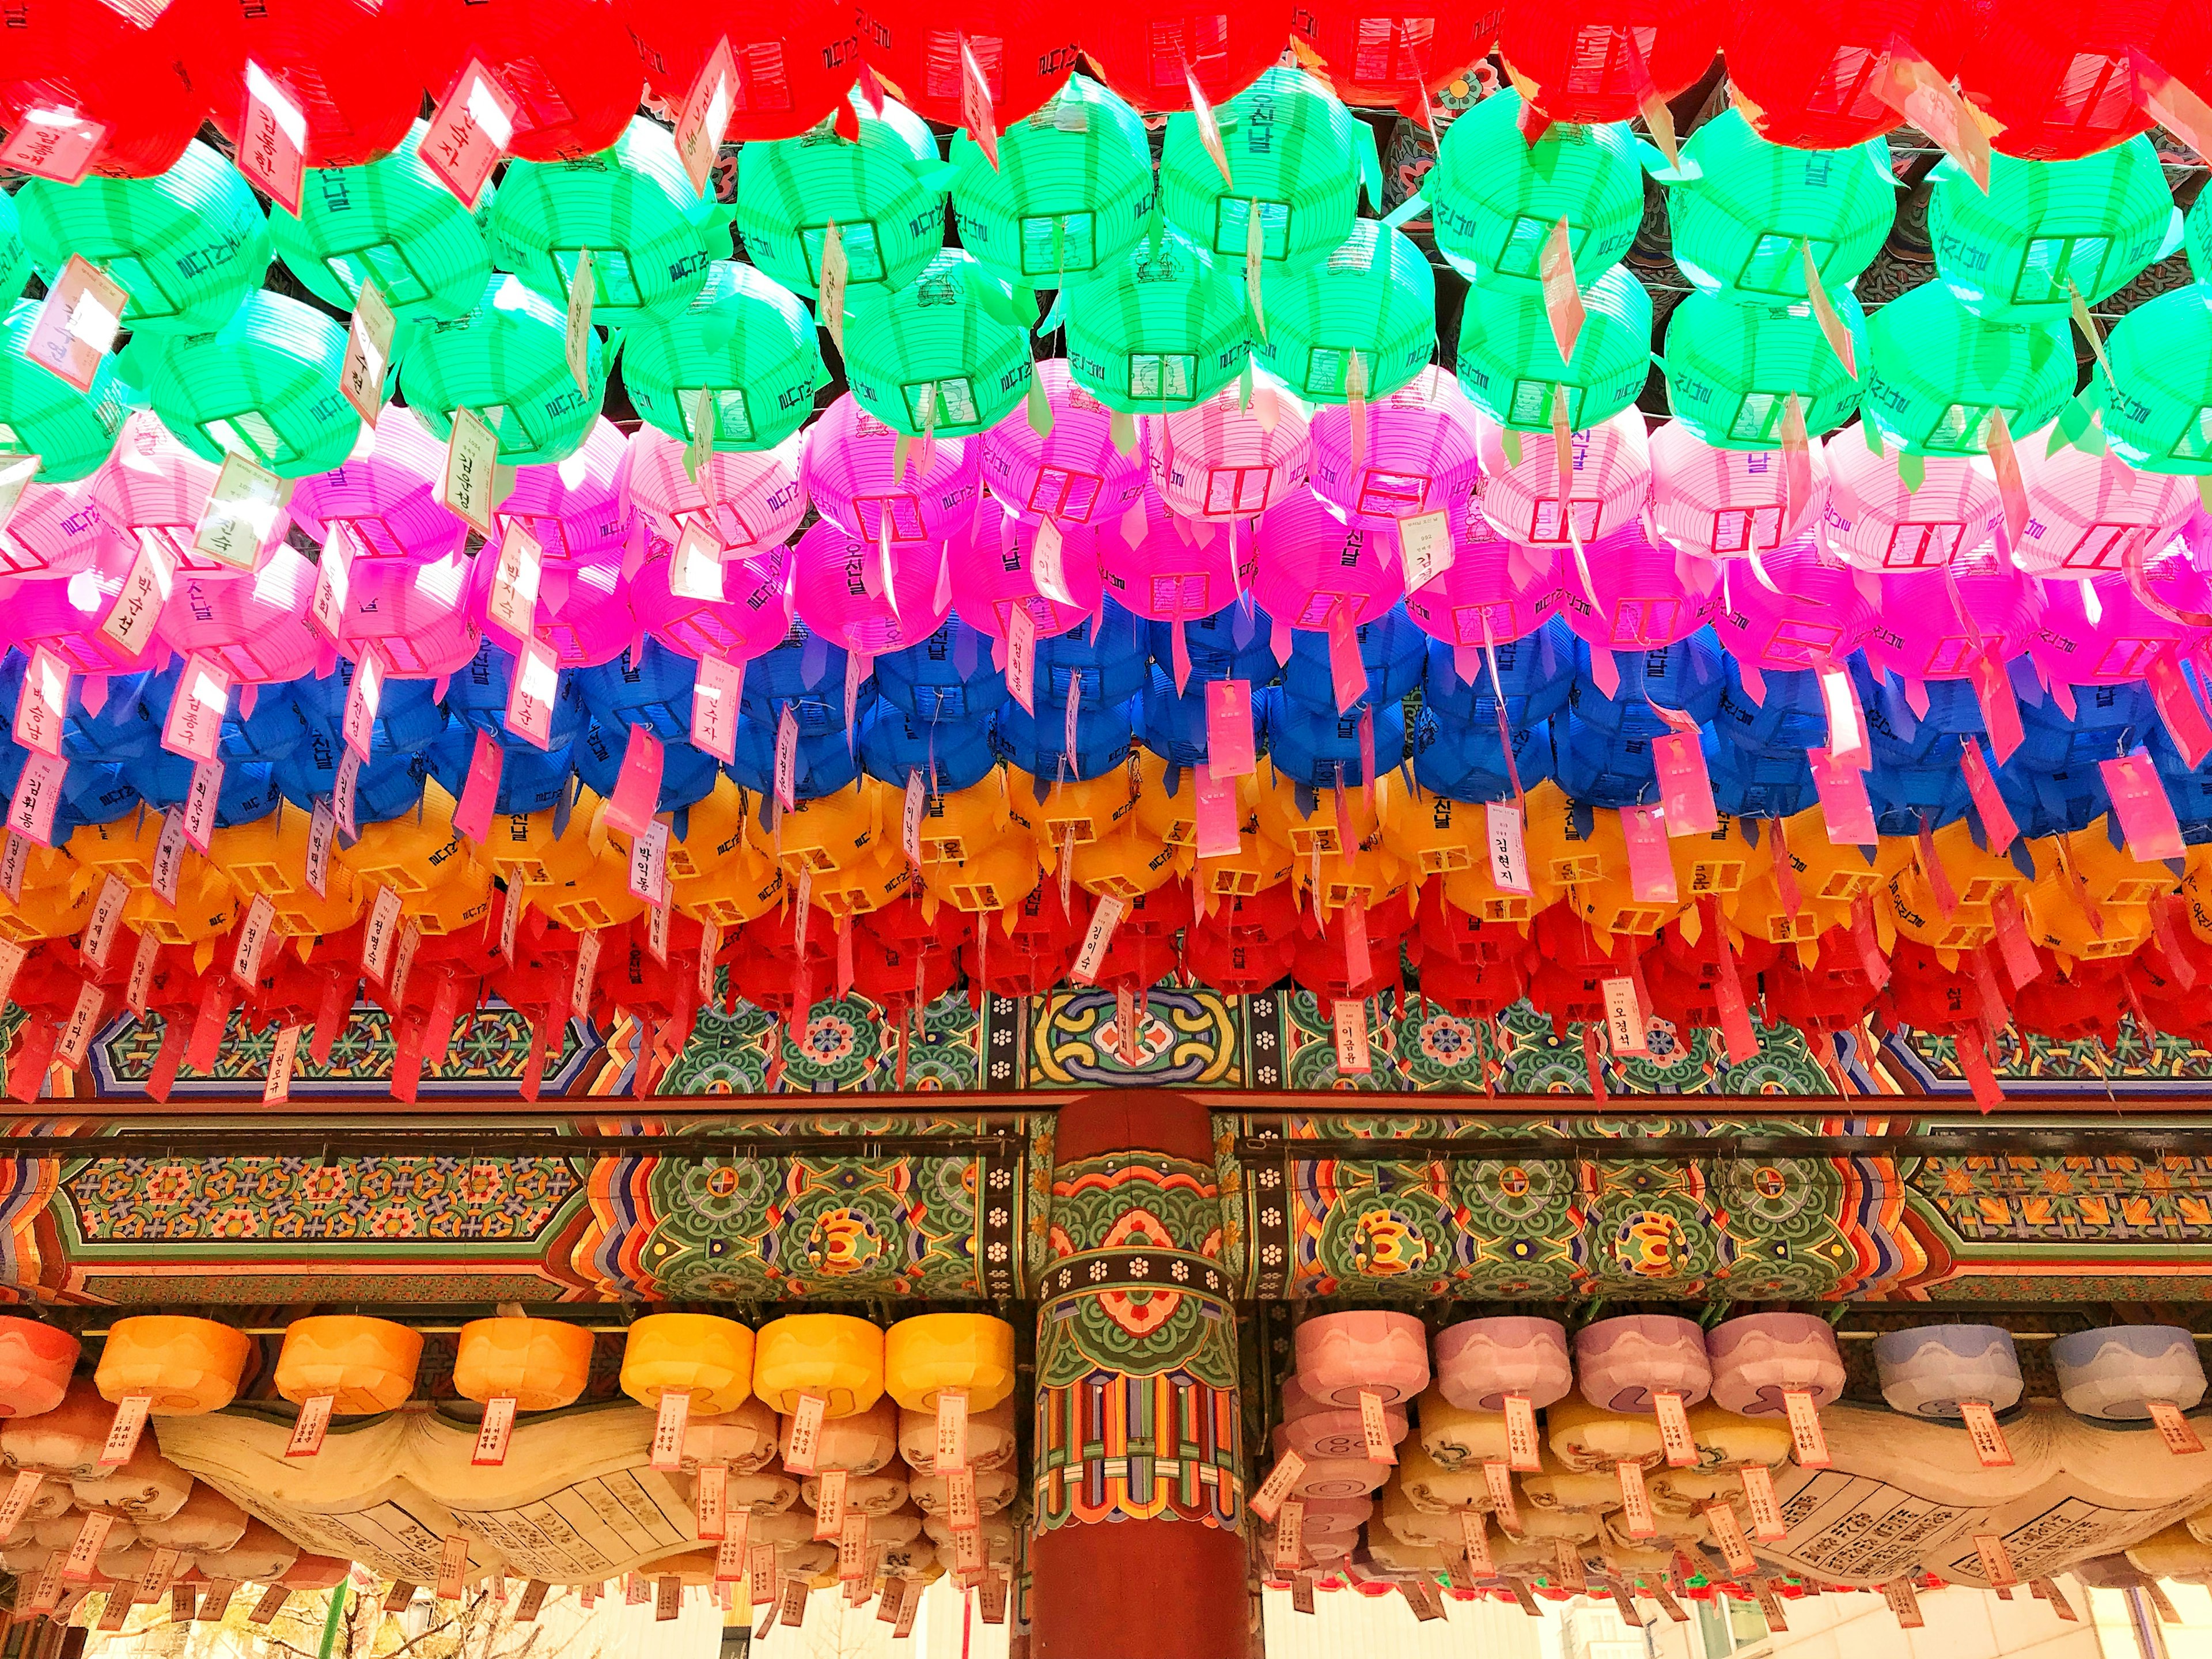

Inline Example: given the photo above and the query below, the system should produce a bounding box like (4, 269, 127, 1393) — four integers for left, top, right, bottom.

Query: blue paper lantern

(1707, 728, 1819, 820)
(728, 715, 865, 801)
(1411, 709, 1551, 804)
(991, 693, 1137, 780)
(2016, 680, 2154, 771)
(141, 753, 286, 828)
(294, 662, 451, 757)
(574, 717, 719, 815)
(442, 641, 590, 748)
(2149, 724, 2212, 843)
(1279, 604, 1427, 714)
(1865, 753, 1973, 838)
(1711, 661, 1828, 756)
(0, 656, 161, 766)
(1158, 601, 1279, 684)
(1139, 664, 1277, 769)
(1552, 713, 1657, 809)
(742, 622, 862, 735)
(859, 703, 999, 794)
(1996, 760, 2111, 839)
(275, 730, 435, 825)
(1263, 691, 1407, 789)
(873, 620, 1007, 719)
(576, 639, 702, 743)
(1032, 600, 1153, 708)
(1417, 622, 1575, 731)
(1858, 663, 1987, 768)
(1567, 632, 1727, 736)
(426, 723, 578, 817)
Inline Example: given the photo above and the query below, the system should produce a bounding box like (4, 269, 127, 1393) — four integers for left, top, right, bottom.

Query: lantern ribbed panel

(1821, 441, 1999, 571)
(1309, 364, 1482, 527)
(1252, 221, 1434, 403)
(1649, 418, 1830, 560)
(1430, 92, 1644, 290)
(1498, 0, 1724, 124)
(839, 250, 1034, 438)
(1957, 0, 2211, 161)
(1149, 378, 1313, 521)
(1159, 67, 1369, 276)
(1661, 288, 1866, 448)
(619, 262, 824, 453)
(1455, 266, 1653, 431)
(2011, 429, 2198, 574)
(978, 358, 1147, 527)
(399, 274, 607, 466)
(135, 290, 361, 479)
(1664, 111, 1895, 301)
(2100, 286, 2212, 476)
(1723, 0, 1972, 149)
(735, 96, 946, 298)
(0, 300, 132, 483)
(948, 75, 1154, 290)
(1064, 229, 1253, 414)
(1862, 282, 2074, 456)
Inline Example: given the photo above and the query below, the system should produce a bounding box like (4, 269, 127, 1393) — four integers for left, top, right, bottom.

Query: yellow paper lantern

(2054, 815, 2175, 910)
(1381, 785, 1486, 885)
(335, 780, 474, 895)
(399, 860, 496, 937)
(753, 1315, 885, 1419)
(1415, 1385, 1511, 1468)
(1667, 815, 1758, 906)
(884, 1315, 1016, 1413)
(911, 774, 1026, 869)
(1380, 1463, 1459, 1544)
(124, 861, 238, 949)
(452, 1315, 596, 1411)
(211, 807, 368, 936)
(1193, 828, 1295, 902)
(1255, 760, 1381, 864)
(1884, 817, 2028, 951)
(800, 842, 914, 920)
(777, 782, 889, 878)
(620, 1314, 756, 1416)
(919, 837, 1043, 914)
(1528, 805, 1684, 945)
(1025, 771, 1137, 862)
(482, 796, 611, 889)
(532, 830, 649, 933)
(1518, 1441, 1623, 1511)
(2128, 1524, 2212, 1580)
(1544, 1395, 1664, 1472)
(67, 810, 168, 886)
(0, 868, 90, 945)
(662, 776, 752, 884)
(2023, 844, 2152, 964)
(1298, 838, 1411, 919)
(672, 833, 786, 928)
(96, 1317, 254, 1414)
(1394, 1438, 1487, 1513)
(1722, 864, 1827, 950)
(1069, 822, 1178, 900)
(1685, 1400, 1789, 1469)
(273, 1316, 423, 1415)
(1777, 804, 1909, 907)
(1130, 753, 1262, 853)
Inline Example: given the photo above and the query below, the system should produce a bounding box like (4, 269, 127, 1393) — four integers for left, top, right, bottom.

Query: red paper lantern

(2129, 919, 2212, 1042)
(2010, 949, 2128, 1044)
(415, 0, 646, 162)
(1185, 925, 1296, 995)
(1215, 881, 1301, 938)
(1497, 0, 1723, 126)
(1723, 0, 1972, 149)
(1521, 908, 1642, 1032)
(1081, 0, 1297, 111)
(854, 0, 1078, 126)
(173, 0, 429, 170)
(626, 0, 860, 137)
(0, 1319, 80, 1419)
(1416, 950, 1530, 1019)
(1290, 0, 1503, 112)
(1412, 884, 1524, 967)
(1957, 0, 2210, 161)
(1291, 902, 1408, 1004)
(1758, 935, 1880, 1037)
(0, 0, 204, 179)
(850, 925, 965, 1013)
(1639, 919, 1779, 1039)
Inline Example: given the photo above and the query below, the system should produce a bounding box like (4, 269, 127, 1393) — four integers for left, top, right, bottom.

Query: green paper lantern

(1660, 289, 1866, 449)
(0, 191, 28, 312)
(130, 290, 362, 479)
(1453, 266, 1653, 432)
(736, 94, 949, 299)
(2186, 189, 2212, 286)
(271, 120, 495, 325)
(1928, 137, 2179, 323)
(949, 75, 1155, 292)
(1064, 227, 1252, 414)
(839, 250, 1034, 438)
(0, 300, 134, 482)
(487, 116, 730, 329)
(17, 141, 271, 338)
(1158, 67, 1376, 278)
(398, 274, 606, 465)
(1862, 281, 2074, 456)
(1429, 89, 1646, 292)
(1664, 110, 1896, 303)
(621, 262, 824, 453)
(1251, 221, 1434, 403)
(2100, 286, 2212, 475)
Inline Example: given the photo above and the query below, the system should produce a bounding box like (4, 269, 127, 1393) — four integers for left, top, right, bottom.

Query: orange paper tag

(516, 1581, 549, 1622)
(1618, 1458, 1657, 1537)
(1654, 1391, 1696, 1468)
(1505, 1395, 1541, 1471)
(1461, 1510, 1493, 1575)
(436, 1534, 470, 1599)
(139, 1547, 179, 1601)
(785, 1392, 827, 1474)
(1272, 1498, 1305, 1569)
(1884, 1578, 1925, 1627)
(474, 1396, 516, 1466)
(286, 1392, 335, 1458)
(655, 1576, 681, 1622)
(2149, 1399, 2205, 1455)
(2037, 1578, 2078, 1622)
(101, 1396, 151, 1465)
(650, 1391, 691, 1472)
(1484, 1461, 1520, 1532)
(198, 1580, 238, 1622)
(1783, 1390, 1831, 1468)
(1741, 1463, 1786, 1541)
(1555, 1538, 1586, 1595)
(1250, 1451, 1305, 1522)
(0, 1469, 41, 1540)
(1751, 1577, 1789, 1631)
(1959, 1400, 2013, 1467)
(1358, 1389, 1396, 1463)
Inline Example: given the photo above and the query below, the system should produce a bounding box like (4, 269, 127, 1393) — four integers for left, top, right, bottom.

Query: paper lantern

(1252, 219, 1434, 404)
(1249, 486, 1406, 641)
(1063, 228, 1253, 415)
(625, 0, 857, 135)
(1306, 365, 1481, 528)
(2031, 555, 2211, 689)
(993, 692, 1138, 778)
(96, 1317, 253, 1414)
(735, 93, 947, 298)
(1287, 1396, 1407, 1462)
(0, 1320, 79, 1419)
(1862, 550, 2043, 687)
(948, 74, 1153, 290)
(2010, 429, 2198, 575)
(2051, 1325, 2207, 1421)
(17, 141, 271, 337)
(1957, 0, 2212, 161)
(1283, 605, 1425, 714)
(0, 0, 204, 180)
(269, 120, 497, 325)
(1268, 693, 1406, 787)
(790, 519, 954, 658)
(198, 1518, 300, 1584)
(2101, 286, 2212, 476)
(620, 1314, 756, 1416)
(1080, 0, 1296, 110)
(70, 1435, 190, 1520)
(619, 425, 806, 573)
(978, 359, 1147, 530)
(1150, 376, 1313, 521)
(1821, 439, 1999, 571)
(1871, 1323, 2022, 1417)
(619, 262, 824, 454)
(1660, 289, 1866, 449)
(0, 1380, 115, 1475)
(0, 301, 130, 484)
(1862, 283, 2075, 456)
(399, 274, 606, 466)
(1573, 1315, 1711, 1412)
(1649, 420, 1827, 561)
(1711, 536, 1874, 675)
(160, 551, 323, 685)
(416, 0, 642, 162)
(1455, 267, 1653, 433)
(285, 402, 466, 563)
(800, 395, 981, 543)
(1429, 90, 1645, 289)
(1545, 1394, 1666, 1471)
(1159, 66, 1372, 278)
(449, 1316, 595, 1413)
(873, 619, 1009, 719)
(1724, 0, 1971, 148)
(1665, 111, 1896, 301)
(1434, 1317, 1573, 1412)
(1560, 522, 1724, 654)
(92, 411, 293, 579)
(1705, 1313, 1844, 1415)
(839, 251, 1035, 439)
(753, 1315, 886, 1419)
(487, 116, 727, 327)
(1293, 1312, 1429, 1408)
(885, 1315, 1016, 1412)
(1496, 0, 1725, 126)
(1292, 0, 1500, 105)
(173, 0, 420, 169)
(861, 701, 997, 792)
(1929, 138, 2178, 324)
(131, 289, 363, 479)
(272, 1316, 423, 1415)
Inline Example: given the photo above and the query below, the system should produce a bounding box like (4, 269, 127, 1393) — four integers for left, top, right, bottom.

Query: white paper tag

(486, 521, 544, 641)
(1069, 893, 1126, 984)
(362, 884, 404, 981)
(100, 1396, 151, 1465)
(285, 1392, 334, 1457)
(103, 530, 176, 657)
(180, 757, 224, 852)
(83, 873, 130, 967)
(1333, 1000, 1372, 1074)
(192, 451, 288, 571)
(232, 892, 278, 986)
(1486, 799, 1531, 893)
(341, 283, 396, 425)
(472, 1398, 516, 1468)
(152, 807, 187, 904)
(13, 645, 68, 756)
(691, 653, 743, 763)
(1399, 510, 1454, 590)
(125, 930, 158, 1016)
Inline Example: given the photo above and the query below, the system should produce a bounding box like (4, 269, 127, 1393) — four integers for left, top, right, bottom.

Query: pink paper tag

(959, 35, 999, 166)
(236, 66, 308, 215)
(1653, 734, 1718, 834)
(162, 654, 232, 764)
(452, 729, 503, 844)
(605, 726, 665, 838)
(1007, 605, 1036, 714)
(343, 650, 384, 760)
(775, 706, 800, 811)
(0, 107, 109, 183)
(332, 745, 362, 840)
(1959, 736, 2018, 855)
(1811, 748, 1878, 843)
(13, 646, 68, 756)
(692, 654, 744, 763)
(181, 759, 224, 852)
(1817, 665, 1868, 767)
(2148, 655, 2212, 770)
(6, 751, 66, 848)
(1206, 679, 1256, 776)
(421, 58, 517, 209)
(2102, 748, 2186, 862)
(1622, 805, 1677, 902)
(1195, 764, 1241, 857)
(1328, 614, 1366, 713)
(505, 638, 560, 749)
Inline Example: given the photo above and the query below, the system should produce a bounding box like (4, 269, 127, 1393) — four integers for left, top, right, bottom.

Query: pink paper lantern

(1862, 548, 2044, 687)
(1560, 521, 1724, 653)
(1097, 487, 1259, 623)
(617, 426, 809, 563)
(1293, 1310, 1431, 1407)
(335, 551, 483, 680)
(790, 518, 953, 658)
(492, 418, 631, 567)
(1714, 535, 1877, 671)
(1283, 1401, 1410, 1460)
(0, 478, 108, 579)
(90, 413, 293, 577)
(979, 359, 1146, 528)
(1476, 408, 1652, 549)
(1706, 1312, 1845, 1417)
(1401, 514, 1565, 648)
(1308, 365, 1483, 530)
(1575, 1314, 1713, 1413)
(285, 406, 468, 569)
(2012, 435, 2199, 579)
(949, 502, 1104, 641)
(629, 547, 796, 665)
(0, 533, 169, 676)
(2032, 541, 2212, 689)
(161, 547, 323, 684)
(1149, 381, 1313, 525)
(1649, 418, 1831, 562)
(1433, 1317, 1573, 1413)
(1821, 441, 1999, 573)
(469, 546, 632, 670)
(1251, 487, 1407, 630)
(800, 395, 981, 546)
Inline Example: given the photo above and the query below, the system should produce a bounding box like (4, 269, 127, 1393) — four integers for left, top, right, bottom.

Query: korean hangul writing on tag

(1486, 800, 1531, 893)
(774, 704, 800, 811)
(180, 758, 224, 852)
(25, 256, 127, 393)
(1706, 1501, 1755, 1574)
(0, 1469, 40, 1541)
(103, 531, 176, 657)
(82, 873, 130, 969)
(192, 451, 289, 571)
(1617, 1457, 1657, 1536)
(485, 521, 544, 642)
(1972, 1532, 2018, 1589)
(564, 249, 596, 395)
(1007, 604, 1037, 714)
(571, 928, 601, 1022)
(674, 37, 738, 194)
(1399, 510, 1454, 592)
(342, 283, 396, 425)
(1621, 805, 1676, 902)
(2148, 1399, 2206, 1455)
(1654, 1391, 1697, 1468)
(232, 893, 278, 988)
(935, 1388, 969, 1472)
(1271, 1498, 1304, 1569)
(1604, 978, 1648, 1056)
(1883, 1578, 1925, 1628)
(237, 62, 309, 214)
(1483, 1461, 1518, 1531)
(0, 107, 109, 183)
(100, 1396, 151, 1466)
(54, 983, 104, 1069)
(442, 406, 502, 535)
(284, 1391, 333, 1459)
(691, 652, 743, 763)
(1654, 733, 1718, 834)
(1959, 1399, 2013, 1467)
(0, 831, 27, 901)
(1070, 894, 1127, 984)
(1739, 1462, 1786, 1540)
(421, 60, 516, 209)
(785, 1392, 827, 1474)
(1783, 1389, 1831, 1467)
(435, 1533, 471, 1599)
(13, 646, 67, 757)
(506, 637, 561, 749)
(1205, 679, 1256, 776)
(362, 885, 403, 982)
(472, 1399, 516, 1468)
(60, 1511, 112, 1581)
(1333, 1000, 1372, 1075)
(1504, 1396, 1541, 1471)
(124, 931, 159, 1016)
(1248, 1451, 1304, 1523)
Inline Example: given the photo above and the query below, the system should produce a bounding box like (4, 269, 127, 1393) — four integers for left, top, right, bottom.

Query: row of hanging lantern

(1253, 1310, 2209, 1596)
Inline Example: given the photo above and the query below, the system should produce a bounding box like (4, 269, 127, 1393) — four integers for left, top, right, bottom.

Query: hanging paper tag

(1185, 65, 1233, 187)
(1328, 612, 1366, 714)
(1621, 805, 1677, 902)
(193, 450, 289, 571)
(691, 653, 743, 763)
(160, 654, 232, 766)
(1459, 1510, 1493, 1575)
(630, 820, 671, 906)
(283, 1392, 337, 1461)
(342, 649, 384, 762)
(0, 831, 24, 902)
(1399, 509, 1454, 592)
(101, 1396, 151, 1465)
(1486, 800, 1531, 893)
(0, 107, 109, 183)
(2103, 748, 2186, 861)
(1973, 653, 2024, 766)
(1063, 673, 1082, 766)
(310, 522, 355, 644)
(434, 1531, 471, 1599)
(26, 1551, 63, 1612)
(813, 1468, 848, 1540)
(777, 1578, 809, 1628)
(1195, 764, 1241, 858)
(473, 1397, 516, 1467)
(674, 37, 738, 194)
(1884, 1578, 1926, 1628)
(442, 407, 502, 535)
(1819, 666, 1868, 766)
(649, 1391, 691, 1472)
(26, 255, 127, 392)
(1006, 603, 1037, 715)
(1604, 978, 1649, 1056)
(786, 1392, 827, 1474)
(1291, 1575, 1319, 1616)
(2147, 1399, 2206, 1455)
(451, 729, 505, 846)
(1958, 736, 2018, 855)
(421, 59, 517, 209)
(0, 1469, 40, 1541)
(1654, 734, 1718, 834)
(297, 803, 333, 906)
(5, 751, 63, 849)
(1245, 198, 1267, 340)
(1483, 1460, 1520, 1531)
(1801, 242, 1857, 378)
(54, 982, 105, 1069)
(180, 757, 224, 852)
(1480, 1396, 1535, 1474)
(82, 873, 130, 969)
(947, 1466, 979, 1531)
(263, 1020, 304, 1102)
(700, 1478, 736, 1553)
(2146, 654, 2212, 769)
(232, 892, 278, 988)
(1706, 1501, 1755, 1574)
(1355, 1388, 1395, 1460)
(1873, 47, 1990, 190)
(818, 220, 849, 355)
(1959, 1399, 2013, 1467)
(1783, 1389, 1830, 1467)
(103, 531, 176, 656)
(669, 522, 727, 604)
(514, 1581, 549, 1623)
(505, 637, 560, 750)
(836, 1512, 869, 1582)
(486, 521, 544, 642)
(124, 930, 159, 1017)
(1741, 1462, 1786, 1540)
(13, 645, 67, 756)
(571, 927, 601, 1022)
(362, 884, 404, 982)
(564, 249, 596, 395)
(1654, 1391, 1697, 1468)
(1618, 1457, 1657, 1536)
(61, 1510, 113, 1580)
(1271, 1498, 1305, 1570)
(1205, 679, 1256, 775)
(1555, 1539, 1588, 1596)
(935, 1388, 970, 1472)
(774, 705, 800, 812)
(605, 726, 666, 838)
(1972, 1532, 2018, 1589)
(959, 35, 1001, 167)
(1539, 218, 1585, 363)
(1248, 1450, 1305, 1523)
(342, 283, 396, 425)
(147, 808, 189, 907)
(1070, 894, 1127, 984)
